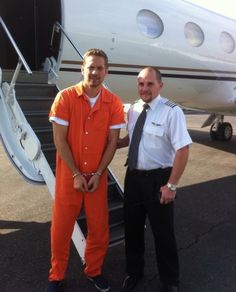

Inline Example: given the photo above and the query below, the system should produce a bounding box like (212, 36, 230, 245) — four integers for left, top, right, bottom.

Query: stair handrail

(0, 17, 32, 74)
(50, 22, 110, 90)
(51, 22, 84, 60)
(0, 16, 32, 102)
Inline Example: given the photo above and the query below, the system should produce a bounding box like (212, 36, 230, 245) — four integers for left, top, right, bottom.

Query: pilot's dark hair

(142, 66, 162, 82)
(83, 48, 108, 68)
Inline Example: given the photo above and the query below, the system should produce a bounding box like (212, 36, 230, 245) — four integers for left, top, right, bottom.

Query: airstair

(0, 17, 124, 263)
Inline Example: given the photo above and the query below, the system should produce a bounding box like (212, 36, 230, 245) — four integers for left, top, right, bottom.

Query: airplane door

(0, 0, 61, 70)
(0, 0, 36, 69)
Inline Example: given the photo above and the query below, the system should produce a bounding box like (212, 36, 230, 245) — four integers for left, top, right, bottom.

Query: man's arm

(167, 145, 190, 185)
(52, 122, 88, 192)
(160, 145, 190, 204)
(88, 128, 120, 192)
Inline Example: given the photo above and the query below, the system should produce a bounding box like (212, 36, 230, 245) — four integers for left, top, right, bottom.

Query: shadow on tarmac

(189, 129, 236, 154)
(176, 175, 236, 292)
(1, 175, 236, 292)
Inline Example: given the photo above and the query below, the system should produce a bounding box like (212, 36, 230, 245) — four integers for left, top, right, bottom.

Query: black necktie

(128, 104, 150, 170)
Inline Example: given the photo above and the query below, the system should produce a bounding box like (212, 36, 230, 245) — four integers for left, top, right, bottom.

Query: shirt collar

(75, 81, 112, 103)
(140, 95, 161, 110)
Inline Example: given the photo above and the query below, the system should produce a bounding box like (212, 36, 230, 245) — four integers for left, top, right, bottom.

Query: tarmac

(0, 114, 236, 292)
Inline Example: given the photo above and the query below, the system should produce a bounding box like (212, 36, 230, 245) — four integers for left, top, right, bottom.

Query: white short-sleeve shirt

(127, 95, 192, 170)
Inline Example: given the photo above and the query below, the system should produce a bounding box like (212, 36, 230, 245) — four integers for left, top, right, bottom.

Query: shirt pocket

(144, 124, 165, 148)
(94, 111, 110, 130)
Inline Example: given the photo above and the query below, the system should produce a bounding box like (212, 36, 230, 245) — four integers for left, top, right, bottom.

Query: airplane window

(220, 32, 235, 53)
(184, 22, 204, 47)
(137, 9, 164, 39)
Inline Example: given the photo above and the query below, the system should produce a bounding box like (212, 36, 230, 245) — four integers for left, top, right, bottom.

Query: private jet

(0, 0, 236, 261)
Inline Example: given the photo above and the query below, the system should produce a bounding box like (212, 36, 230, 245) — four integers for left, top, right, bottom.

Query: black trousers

(123, 167, 179, 285)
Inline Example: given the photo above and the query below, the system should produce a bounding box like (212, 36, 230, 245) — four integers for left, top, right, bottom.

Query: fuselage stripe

(61, 60, 236, 75)
(59, 67, 236, 81)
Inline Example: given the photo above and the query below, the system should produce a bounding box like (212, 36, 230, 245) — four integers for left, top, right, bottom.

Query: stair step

(24, 111, 51, 127)
(34, 127, 53, 145)
(108, 181, 123, 202)
(2, 69, 48, 84)
(77, 200, 123, 234)
(78, 200, 123, 220)
(77, 217, 124, 247)
(109, 203, 124, 225)
(16, 83, 57, 97)
(41, 143, 55, 151)
(17, 96, 55, 112)
(109, 222, 125, 247)
(41, 144, 56, 166)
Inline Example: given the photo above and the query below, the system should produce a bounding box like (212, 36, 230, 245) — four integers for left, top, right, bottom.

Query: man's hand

(87, 174, 100, 192)
(159, 185, 176, 204)
(73, 174, 88, 192)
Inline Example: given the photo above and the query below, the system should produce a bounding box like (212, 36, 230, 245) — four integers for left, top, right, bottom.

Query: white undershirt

(86, 92, 100, 107)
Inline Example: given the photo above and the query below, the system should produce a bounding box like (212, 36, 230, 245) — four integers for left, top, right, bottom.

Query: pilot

(45, 48, 125, 292)
(118, 67, 192, 292)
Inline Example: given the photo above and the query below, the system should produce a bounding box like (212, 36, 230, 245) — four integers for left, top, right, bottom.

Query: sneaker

(161, 283, 180, 292)
(122, 275, 141, 291)
(87, 274, 110, 292)
(45, 280, 63, 292)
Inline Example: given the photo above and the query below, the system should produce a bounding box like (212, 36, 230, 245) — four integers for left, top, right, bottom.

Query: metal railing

(50, 22, 110, 90)
(0, 16, 32, 101)
(51, 21, 83, 60)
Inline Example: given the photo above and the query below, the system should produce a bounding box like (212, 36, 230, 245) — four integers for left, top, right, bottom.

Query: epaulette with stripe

(164, 100, 177, 108)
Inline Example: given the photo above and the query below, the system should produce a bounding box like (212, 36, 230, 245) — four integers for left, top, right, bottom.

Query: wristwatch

(167, 182, 177, 191)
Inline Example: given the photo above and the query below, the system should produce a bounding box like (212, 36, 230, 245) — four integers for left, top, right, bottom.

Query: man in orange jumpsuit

(45, 48, 125, 292)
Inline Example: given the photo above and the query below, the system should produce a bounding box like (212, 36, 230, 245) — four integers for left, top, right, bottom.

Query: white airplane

(0, 0, 236, 261)
(1, 0, 236, 141)
(57, 0, 236, 142)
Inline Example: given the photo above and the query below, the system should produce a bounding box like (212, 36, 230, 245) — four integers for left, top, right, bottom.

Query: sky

(187, 0, 236, 19)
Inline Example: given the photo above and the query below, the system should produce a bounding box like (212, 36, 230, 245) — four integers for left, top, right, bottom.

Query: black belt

(129, 167, 172, 176)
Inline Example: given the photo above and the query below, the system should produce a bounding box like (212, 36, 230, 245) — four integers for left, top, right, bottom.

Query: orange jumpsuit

(48, 82, 125, 281)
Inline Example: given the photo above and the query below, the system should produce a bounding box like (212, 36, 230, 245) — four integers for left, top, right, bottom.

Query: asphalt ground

(0, 114, 236, 292)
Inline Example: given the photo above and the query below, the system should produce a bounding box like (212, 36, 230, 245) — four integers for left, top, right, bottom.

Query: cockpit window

(137, 9, 164, 39)
(220, 31, 235, 53)
(184, 22, 204, 47)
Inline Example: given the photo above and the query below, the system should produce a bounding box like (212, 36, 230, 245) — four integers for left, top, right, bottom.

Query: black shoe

(122, 275, 141, 291)
(45, 281, 63, 292)
(87, 274, 110, 292)
(161, 283, 180, 292)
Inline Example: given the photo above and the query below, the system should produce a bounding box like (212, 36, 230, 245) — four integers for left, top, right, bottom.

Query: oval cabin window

(137, 9, 164, 39)
(184, 22, 204, 47)
(220, 32, 235, 53)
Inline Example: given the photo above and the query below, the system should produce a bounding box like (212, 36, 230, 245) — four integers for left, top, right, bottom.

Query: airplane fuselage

(1, 0, 236, 265)
(1, 0, 236, 115)
(56, 0, 236, 115)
